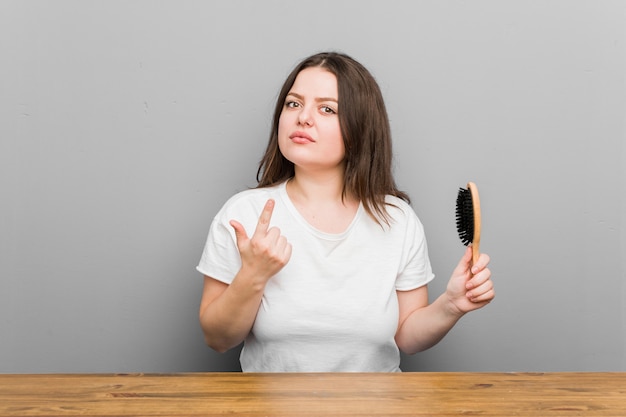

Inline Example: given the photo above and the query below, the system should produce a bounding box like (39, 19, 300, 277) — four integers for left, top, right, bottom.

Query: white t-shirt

(196, 181, 434, 372)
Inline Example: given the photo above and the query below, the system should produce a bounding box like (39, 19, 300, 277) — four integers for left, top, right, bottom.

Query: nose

(297, 106, 313, 126)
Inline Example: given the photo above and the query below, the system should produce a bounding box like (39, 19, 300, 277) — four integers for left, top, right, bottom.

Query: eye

(320, 105, 337, 115)
(285, 100, 300, 109)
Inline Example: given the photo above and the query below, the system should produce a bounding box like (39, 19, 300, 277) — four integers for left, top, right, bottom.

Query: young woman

(197, 52, 494, 372)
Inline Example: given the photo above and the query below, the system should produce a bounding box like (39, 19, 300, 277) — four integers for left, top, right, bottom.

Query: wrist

(442, 291, 466, 320)
(234, 265, 270, 294)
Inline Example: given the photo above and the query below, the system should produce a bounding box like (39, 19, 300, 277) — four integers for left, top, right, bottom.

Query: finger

(466, 270, 494, 301)
(264, 226, 282, 245)
(282, 240, 293, 264)
(468, 287, 495, 304)
(254, 199, 275, 237)
(229, 219, 248, 246)
(275, 235, 291, 257)
(471, 253, 491, 275)
(466, 267, 491, 290)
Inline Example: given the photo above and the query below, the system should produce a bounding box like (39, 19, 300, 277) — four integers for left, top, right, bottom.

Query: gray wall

(1, 1, 624, 373)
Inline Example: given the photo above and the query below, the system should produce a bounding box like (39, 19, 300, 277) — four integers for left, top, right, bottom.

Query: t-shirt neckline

(278, 181, 363, 241)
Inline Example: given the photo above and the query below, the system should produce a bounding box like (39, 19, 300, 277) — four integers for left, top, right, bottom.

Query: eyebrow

(287, 92, 338, 103)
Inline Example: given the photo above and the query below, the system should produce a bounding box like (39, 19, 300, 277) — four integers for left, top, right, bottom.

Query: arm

(395, 246, 494, 355)
(198, 199, 292, 353)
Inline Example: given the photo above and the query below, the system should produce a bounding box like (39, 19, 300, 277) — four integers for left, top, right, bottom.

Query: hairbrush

(455, 181, 481, 265)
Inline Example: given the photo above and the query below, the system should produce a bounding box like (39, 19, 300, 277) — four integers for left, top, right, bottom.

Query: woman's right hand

(229, 199, 292, 283)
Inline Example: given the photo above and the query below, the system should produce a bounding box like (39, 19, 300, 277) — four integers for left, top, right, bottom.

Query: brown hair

(256, 52, 409, 225)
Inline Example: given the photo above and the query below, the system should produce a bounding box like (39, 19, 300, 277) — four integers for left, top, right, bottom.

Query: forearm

(199, 270, 266, 353)
(395, 293, 464, 355)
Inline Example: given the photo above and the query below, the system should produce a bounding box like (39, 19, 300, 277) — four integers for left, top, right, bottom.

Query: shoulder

(215, 183, 284, 221)
(384, 195, 418, 221)
(223, 185, 280, 207)
(377, 195, 427, 237)
(384, 194, 412, 210)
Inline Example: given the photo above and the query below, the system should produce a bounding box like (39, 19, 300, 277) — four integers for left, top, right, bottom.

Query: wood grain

(1, 372, 625, 416)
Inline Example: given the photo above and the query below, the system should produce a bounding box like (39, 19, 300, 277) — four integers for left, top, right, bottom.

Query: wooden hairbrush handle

(467, 182, 481, 265)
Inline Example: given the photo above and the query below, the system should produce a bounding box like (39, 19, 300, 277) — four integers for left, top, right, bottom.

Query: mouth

(289, 131, 315, 144)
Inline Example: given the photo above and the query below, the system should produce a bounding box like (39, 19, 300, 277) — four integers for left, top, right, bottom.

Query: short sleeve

(394, 203, 435, 291)
(196, 213, 241, 285)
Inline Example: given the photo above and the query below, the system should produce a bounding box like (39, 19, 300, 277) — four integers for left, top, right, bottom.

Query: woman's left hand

(446, 246, 495, 316)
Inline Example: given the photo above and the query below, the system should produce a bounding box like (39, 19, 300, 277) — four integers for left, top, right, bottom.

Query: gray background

(1, 1, 624, 373)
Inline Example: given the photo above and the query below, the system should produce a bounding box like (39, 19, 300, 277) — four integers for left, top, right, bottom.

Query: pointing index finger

(254, 199, 275, 235)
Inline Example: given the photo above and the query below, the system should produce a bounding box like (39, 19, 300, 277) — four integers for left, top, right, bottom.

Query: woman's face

(277, 67, 345, 174)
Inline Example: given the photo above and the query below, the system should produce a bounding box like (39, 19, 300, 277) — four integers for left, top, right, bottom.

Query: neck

(287, 167, 353, 204)
(286, 168, 360, 234)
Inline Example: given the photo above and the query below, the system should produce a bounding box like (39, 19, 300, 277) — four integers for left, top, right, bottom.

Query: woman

(197, 52, 494, 372)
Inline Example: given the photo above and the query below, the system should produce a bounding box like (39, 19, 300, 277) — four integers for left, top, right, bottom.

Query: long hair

(256, 52, 409, 225)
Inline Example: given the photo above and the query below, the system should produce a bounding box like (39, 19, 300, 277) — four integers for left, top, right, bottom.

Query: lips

(289, 131, 315, 144)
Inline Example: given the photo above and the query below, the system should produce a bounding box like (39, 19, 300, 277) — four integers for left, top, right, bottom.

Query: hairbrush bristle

(456, 186, 474, 246)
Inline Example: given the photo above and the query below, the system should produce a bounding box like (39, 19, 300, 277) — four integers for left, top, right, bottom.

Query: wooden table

(1, 372, 625, 416)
